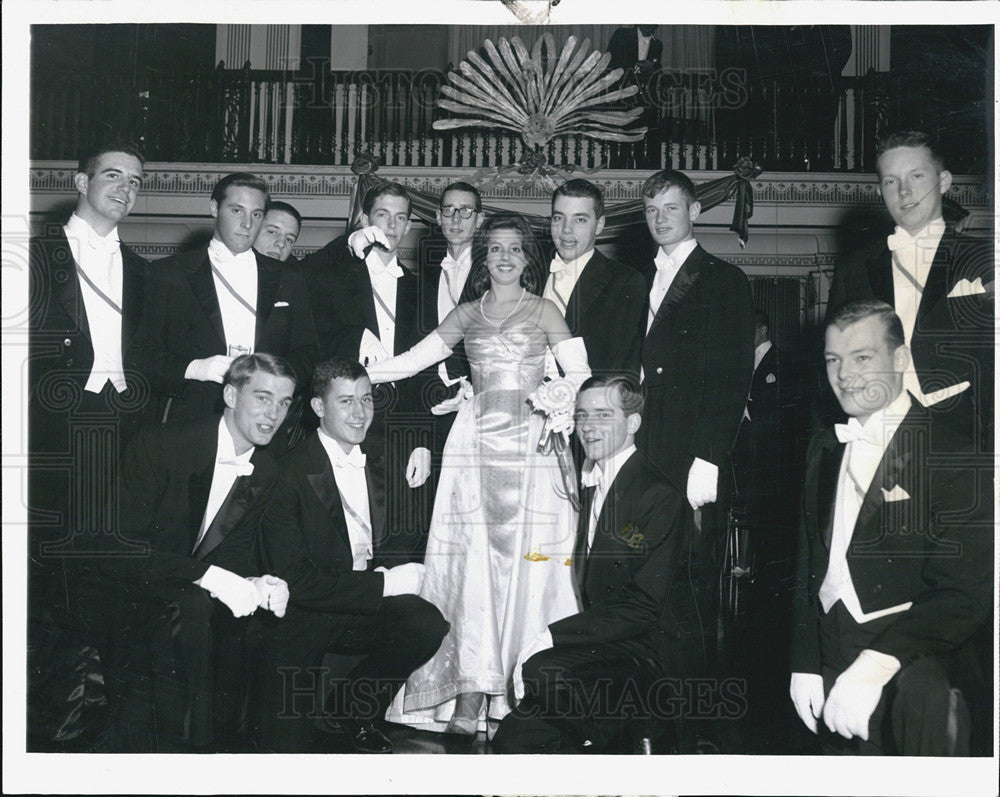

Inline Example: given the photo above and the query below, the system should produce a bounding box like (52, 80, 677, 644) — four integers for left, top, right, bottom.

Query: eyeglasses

(440, 205, 477, 219)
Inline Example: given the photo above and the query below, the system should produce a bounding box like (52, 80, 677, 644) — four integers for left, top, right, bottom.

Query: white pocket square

(946, 278, 986, 298)
(273, 301, 289, 308)
(880, 484, 910, 502)
(765, 372, 776, 384)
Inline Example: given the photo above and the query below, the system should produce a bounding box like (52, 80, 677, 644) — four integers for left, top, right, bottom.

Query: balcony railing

(30, 62, 986, 174)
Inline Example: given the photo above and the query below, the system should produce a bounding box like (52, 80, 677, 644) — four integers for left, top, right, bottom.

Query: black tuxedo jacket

(638, 244, 755, 486)
(550, 450, 702, 672)
(791, 401, 992, 674)
(138, 246, 319, 423)
(258, 432, 423, 619)
(28, 228, 150, 556)
(554, 249, 646, 380)
(608, 27, 663, 72)
(100, 417, 280, 598)
(827, 224, 994, 449)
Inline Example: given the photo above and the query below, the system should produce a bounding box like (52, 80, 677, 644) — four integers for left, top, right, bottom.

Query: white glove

(359, 328, 390, 367)
(686, 457, 718, 510)
(184, 355, 236, 384)
(551, 336, 591, 390)
(249, 574, 290, 618)
(366, 331, 453, 384)
(376, 562, 425, 597)
(789, 672, 826, 734)
(430, 377, 474, 415)
(513, 628, 553, 701)
(195, 565, 261, 618)
(348, 225, 391, 258)
(823, 650, 900, 740)
(405, 447, 431, 488)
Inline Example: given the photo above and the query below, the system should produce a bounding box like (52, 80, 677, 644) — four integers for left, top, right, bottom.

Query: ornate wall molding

(31, 161, 990, 210)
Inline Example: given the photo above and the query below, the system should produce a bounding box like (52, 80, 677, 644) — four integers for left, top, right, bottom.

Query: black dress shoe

(316, 716, 345, 734)
(344, 719, 393, 754)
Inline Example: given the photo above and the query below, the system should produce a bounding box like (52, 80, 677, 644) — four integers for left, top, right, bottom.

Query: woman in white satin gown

(366, 214, 590, 735)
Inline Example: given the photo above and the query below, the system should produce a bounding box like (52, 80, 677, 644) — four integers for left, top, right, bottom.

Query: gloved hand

(789, 672, 826, 734)
(513, 628, 553, 701)
(686, 457, 718, 510)
(823, 650, 900, 740)
(249, 574, 290, 618)
(365, 331, 453, 384)
(348, 225, 391, 259)
(430, 377, 474, 415)
(196, 565, 261, 618)
(185, 355, 236, 384)
(405, 447, 431, 488)
(376, 562, 425, 597)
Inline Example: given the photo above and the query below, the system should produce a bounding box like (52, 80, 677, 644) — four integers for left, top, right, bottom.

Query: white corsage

(528, 377, 577, 448)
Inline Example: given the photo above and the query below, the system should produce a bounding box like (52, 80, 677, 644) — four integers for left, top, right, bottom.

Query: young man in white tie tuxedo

(544, 179, 646, 380)
(254, 358, 448, 753)
(790, 301, 991, 755)
(98, 354, 296, 752)
(827, 131, 994, 453)
(27, 142, 153, 749)
(493, 375, 701, 754)
(137, 172, 318, 436)
(636, 169, 755, 686)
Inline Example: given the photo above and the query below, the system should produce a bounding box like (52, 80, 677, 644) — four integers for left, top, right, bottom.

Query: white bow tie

(367, 258, 404, 279)
(580, 462, 604, 489)
(88, 231, 120, 256)
(834, 418, 881, 446)
(441, 254, 462, 272)
(334, 447, 367, 469)
(886, 228, 915, 252)
(654, 250, 676, 272)
(549, 255, 570, 274)
(216, 457, 255, 477)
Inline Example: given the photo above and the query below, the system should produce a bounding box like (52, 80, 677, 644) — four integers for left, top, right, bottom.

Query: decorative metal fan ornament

(433, 34, 647, 190)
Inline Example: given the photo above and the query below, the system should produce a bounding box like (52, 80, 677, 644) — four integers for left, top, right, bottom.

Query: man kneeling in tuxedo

(99, 353, 296, 751)
(254, 358, 449, 752)
(493, 374, 702, 753)
(790, 300, 992, 755)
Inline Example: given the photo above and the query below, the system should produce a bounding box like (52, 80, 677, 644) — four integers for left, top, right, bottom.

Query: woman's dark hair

(468, 212, 545, 299)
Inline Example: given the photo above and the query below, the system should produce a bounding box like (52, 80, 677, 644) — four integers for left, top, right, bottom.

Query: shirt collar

(317, 428, 367, 468)
(65, 212, 120, 244)
(365, 249, 404, 279)
(857, 390, 912, 443)
(551, 248, 595, 276)
(655, 238, 697, 271)
(209, 237, 257, 268)
(442, 247, 472, 272)
(581, 444, 637, 490)
(887, 217, 946, 250)
(217, 415, 255, 465)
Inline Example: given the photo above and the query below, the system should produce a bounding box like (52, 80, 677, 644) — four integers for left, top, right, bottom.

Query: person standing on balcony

(253, 200, 302, 265)
(544, 178, 646, 381)
(137, 172, 319, 451)
(636, 169, 755, 700)
(27, 142, 151, 748)
(827, 131, 994, 454)
(299, 182, 433, 546)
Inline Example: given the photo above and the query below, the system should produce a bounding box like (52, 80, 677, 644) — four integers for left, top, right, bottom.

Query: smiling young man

(493, 374, 699, 753)
(791, 301, 991, 755)
(636, 169, 755, 684)
(138, 172, 318, 428)
(98, 354, 297, 751)
(253, 200, 302, 263)
(254, 357, 448, 753)
(543, 179, 646, 379)
(827, 131, 994, 451)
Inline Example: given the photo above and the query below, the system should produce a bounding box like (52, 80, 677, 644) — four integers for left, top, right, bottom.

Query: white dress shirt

(543, 248, 596, 376)
(193, 417, 255, 552)
(437, 249, 472, 385)
(819, 391, 914, 623)
(580, 444, 637, 553)
(365, 250, 403, 356)
(317, 430, 373, 571)
(64, 213, 127, 393)
(647, 238, 698, 332)
(886, 218, 968, 407)
(208, 238, 258, 354)
(637, 30, 653, 61)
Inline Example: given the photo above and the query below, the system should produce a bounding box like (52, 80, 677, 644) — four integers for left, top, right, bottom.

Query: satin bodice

(463, 312, 548, 396)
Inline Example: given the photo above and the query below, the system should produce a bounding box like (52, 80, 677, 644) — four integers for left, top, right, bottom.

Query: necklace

(479, 287, 526, 327)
